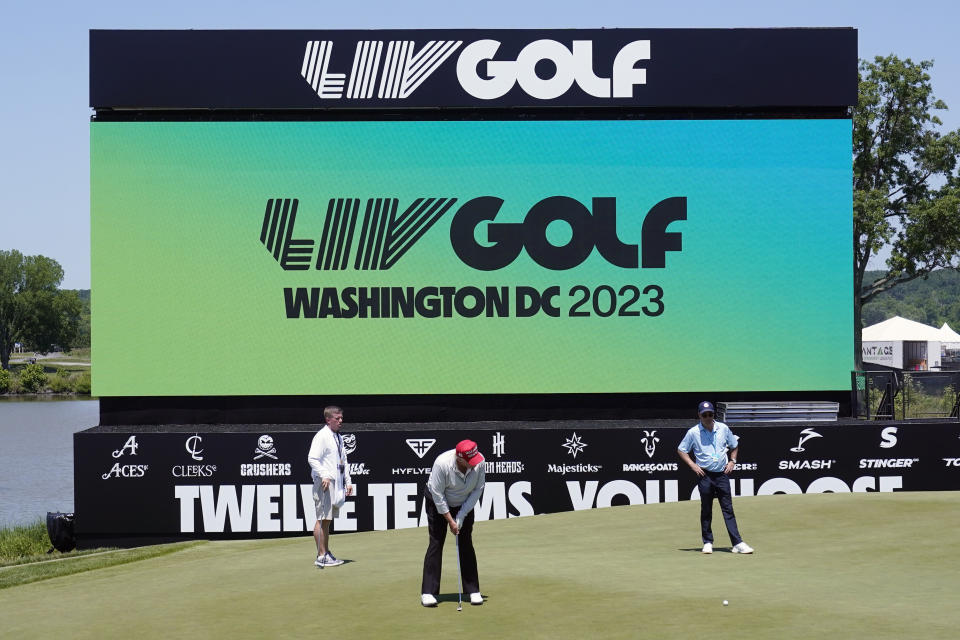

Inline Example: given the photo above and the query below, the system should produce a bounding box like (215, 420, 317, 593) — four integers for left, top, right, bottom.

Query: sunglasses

(701, 412, 714, 418)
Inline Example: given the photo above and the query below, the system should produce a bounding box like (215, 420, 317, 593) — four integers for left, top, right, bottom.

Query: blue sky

(2, 0, 958, 290)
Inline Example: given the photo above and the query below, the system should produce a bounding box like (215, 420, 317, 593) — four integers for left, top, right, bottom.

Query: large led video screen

(91, 120, 852, 396)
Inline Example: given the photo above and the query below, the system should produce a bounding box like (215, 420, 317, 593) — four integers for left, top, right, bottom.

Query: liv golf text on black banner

(75, 423, 960, 547)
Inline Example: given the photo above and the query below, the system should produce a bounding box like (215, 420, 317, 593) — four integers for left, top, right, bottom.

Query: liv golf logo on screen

(299, 38, 651, 101)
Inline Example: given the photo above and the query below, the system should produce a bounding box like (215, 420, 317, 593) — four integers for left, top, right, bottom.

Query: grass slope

(1, 492, 958, 639)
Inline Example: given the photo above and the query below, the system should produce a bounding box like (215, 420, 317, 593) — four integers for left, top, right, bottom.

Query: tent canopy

(940, 322, 960, 345)
(862, 316, 943, 342)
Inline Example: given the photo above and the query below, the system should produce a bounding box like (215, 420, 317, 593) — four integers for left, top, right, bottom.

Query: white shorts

(313, 478, 340, 521)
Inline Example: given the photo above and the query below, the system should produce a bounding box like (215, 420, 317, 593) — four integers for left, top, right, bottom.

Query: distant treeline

(862, 270, 960, 329)
(67, 289, 90, 349)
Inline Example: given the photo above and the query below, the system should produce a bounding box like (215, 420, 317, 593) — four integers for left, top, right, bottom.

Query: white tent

(940, 322, 960, 345)
(862, 316, 943, 341)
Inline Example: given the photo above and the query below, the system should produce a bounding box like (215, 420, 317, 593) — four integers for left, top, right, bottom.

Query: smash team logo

(790, 428, 822, 453)
(562, 432, 588, 459)
(300, 38, 651, 102)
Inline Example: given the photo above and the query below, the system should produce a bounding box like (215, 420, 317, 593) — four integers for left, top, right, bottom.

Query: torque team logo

(406, 438, 436, 459)
(562, 432, 588, 459)
(790, 428, 823, 453)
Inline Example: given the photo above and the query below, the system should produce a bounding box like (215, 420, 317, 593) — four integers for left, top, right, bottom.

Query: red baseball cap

(455, 440, 485, 467)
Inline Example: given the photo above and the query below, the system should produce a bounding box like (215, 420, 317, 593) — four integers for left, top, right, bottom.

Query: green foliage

(0, 250, 83, 370)
(18, 363, 47, 393)
(0, 520, 50, 561)
(49, 368, 72, 393)
(73, 371, 91, 395)
(853, 55, 960, 367)
(0, 368, 10, 393)
(861, 269, 960, 328)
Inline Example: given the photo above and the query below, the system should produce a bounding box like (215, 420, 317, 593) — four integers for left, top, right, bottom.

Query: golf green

(2, 491, 957, 639)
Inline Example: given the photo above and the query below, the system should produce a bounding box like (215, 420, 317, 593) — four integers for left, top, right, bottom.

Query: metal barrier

(852, 370, 960, 420)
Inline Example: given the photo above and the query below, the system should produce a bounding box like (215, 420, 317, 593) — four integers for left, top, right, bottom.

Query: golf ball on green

(723, 600, 729, 606)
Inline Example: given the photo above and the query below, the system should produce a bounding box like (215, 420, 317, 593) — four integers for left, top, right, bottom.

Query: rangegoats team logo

(640, 430, 659, 458)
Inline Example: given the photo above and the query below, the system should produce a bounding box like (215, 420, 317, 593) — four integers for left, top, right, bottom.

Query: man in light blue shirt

(678, 401, 754, 554)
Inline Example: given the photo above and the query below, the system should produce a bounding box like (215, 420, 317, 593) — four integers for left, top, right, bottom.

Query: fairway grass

(1, 492, 958, 639)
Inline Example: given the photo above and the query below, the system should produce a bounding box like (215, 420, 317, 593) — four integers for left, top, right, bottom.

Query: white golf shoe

(732, 542, 754, 554)
(470, 592, 484, 605)
(421, 593, 438, 607)
(323, 551, 344, 566)
(701, 542, 713, 554)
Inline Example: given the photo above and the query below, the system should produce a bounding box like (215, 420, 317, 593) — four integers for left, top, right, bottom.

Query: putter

(455, 534, 463, 612)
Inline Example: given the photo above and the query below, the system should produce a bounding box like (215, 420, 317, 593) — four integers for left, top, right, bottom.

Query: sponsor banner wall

(74, 423, 960, 546)
(90, 29, 857, 110)
(91, 119, 852, 397)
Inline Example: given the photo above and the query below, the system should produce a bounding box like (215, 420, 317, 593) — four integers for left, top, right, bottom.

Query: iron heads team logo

(406, 438, 436, 459)
(562, 432, 588, 459)
(341, 433, 357, 455)
(493, 432, 506, 458)
(254, 434, 278, 460)
(790, 428, 823, 453)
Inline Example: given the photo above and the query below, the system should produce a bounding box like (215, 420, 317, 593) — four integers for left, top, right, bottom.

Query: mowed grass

(1, 492, 958, 639)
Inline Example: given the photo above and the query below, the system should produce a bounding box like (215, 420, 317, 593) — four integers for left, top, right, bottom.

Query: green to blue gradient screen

(91, 120, 852, 396)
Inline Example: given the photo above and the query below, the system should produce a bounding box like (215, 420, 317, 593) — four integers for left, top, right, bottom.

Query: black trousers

(421, 489, 479, 596)
(698, 471, 743, 546)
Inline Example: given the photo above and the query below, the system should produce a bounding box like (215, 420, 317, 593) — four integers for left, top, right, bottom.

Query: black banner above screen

(90, 29, 857, 110)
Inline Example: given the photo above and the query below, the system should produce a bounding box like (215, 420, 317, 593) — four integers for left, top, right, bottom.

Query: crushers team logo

(254, 434, 278, 460)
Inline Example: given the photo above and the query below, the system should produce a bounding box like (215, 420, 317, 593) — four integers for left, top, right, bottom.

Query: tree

(0, 250, 82, 370)
(854, 55, 960, 368)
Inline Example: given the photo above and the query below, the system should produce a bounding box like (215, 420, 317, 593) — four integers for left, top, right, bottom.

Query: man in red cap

(421, 439, 486, 607)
